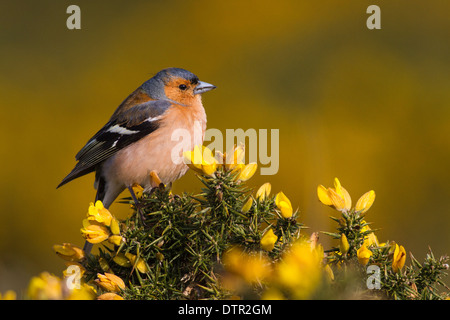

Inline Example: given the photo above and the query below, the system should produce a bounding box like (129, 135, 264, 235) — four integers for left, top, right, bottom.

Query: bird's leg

(127, 185, 147, 226)
(83, 241, 93, 255)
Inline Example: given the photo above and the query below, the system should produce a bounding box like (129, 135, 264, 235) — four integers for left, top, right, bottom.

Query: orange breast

(102, 101, 207, 190)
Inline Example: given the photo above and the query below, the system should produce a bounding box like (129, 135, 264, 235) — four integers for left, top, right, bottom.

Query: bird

(57, 68, 216, 210)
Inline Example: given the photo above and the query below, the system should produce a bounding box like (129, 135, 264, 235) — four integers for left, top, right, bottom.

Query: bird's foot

(127, 185, 148, 227)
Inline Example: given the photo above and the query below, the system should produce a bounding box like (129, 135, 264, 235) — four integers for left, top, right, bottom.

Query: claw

(127, 185, 147, 226)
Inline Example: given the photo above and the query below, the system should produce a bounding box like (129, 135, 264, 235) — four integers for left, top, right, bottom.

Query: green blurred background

(1, 0, 449, 294)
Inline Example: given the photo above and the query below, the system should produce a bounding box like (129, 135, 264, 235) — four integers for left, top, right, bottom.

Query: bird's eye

(179, 84, 187, 90)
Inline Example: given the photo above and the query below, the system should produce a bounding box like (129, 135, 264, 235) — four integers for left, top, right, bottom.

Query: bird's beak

(194, 81, 216, 95)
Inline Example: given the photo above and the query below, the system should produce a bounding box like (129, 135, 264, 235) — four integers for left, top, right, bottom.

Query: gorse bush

(5, 145, 448, 300)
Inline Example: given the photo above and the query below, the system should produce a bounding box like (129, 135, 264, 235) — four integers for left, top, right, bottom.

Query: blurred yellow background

(1, 0, 449, 294)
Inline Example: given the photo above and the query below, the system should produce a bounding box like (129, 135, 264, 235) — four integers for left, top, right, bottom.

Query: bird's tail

(57, 165, 96, 189)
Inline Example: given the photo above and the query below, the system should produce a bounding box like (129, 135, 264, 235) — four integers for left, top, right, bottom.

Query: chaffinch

(58, 68, 216, 209)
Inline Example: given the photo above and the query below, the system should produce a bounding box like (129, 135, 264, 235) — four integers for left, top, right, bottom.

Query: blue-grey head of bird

(142, 68, 216, 106)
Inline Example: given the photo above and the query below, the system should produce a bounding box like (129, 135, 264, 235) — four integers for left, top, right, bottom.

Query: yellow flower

(80, 221, 110, 244)
(27, 272, 63, 300)
(237, 163, 258, 181)
(222, 247, 271, 283)
(324, 264, 335, 282)
(62, 262, 86, 278)
(87, 200, 113, 227)
(357, 244, 373, 266)
(260, 228, 278, 251)
(225, 143, 245, 171)
(355, 190, 376, 213)
(333, 178, 352, 210)
(361, 223, 379, 247)
(131, 183, 144, 199)
(95, 273, 125, 293)
(261, 288, 285, 300)
(66, 283, 96, 300)
(241, 197, 253, 214)
(317, 185, 333, 206)
(183, 144, 202, 172)
(108, 235, 124, 246)
(317, 178, 351, 212)
(183, 145, 218, 176)
(113, 253, 133, 268)
(97, 292, 124, 300)
(125, 253, 150, 273)
(339, 234, 350, 254)
(53, 243, 85, 262)
(28, 271, 96, 300)
(0, 290, 16, 300)
(275, 191, 293, 218)
(392, 244, 406, 273)
(275, 239, 323, 299)
(256, 182, 271, 201)
(110, 218, 121, 235)
(202, 160, 218, 177)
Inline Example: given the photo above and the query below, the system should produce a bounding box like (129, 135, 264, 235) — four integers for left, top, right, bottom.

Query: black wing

(57, 100, 171, 188)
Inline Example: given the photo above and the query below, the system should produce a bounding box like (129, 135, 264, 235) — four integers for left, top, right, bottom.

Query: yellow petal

(87, 200, 113, 226)
(113, 254, 132, 268)
(238, 163, 257, 181)
(256, 183, 271, 200)
(324, 264, 335, 282)
(230, 162, 245, 176)
(261, 288, 285, 300)
(279, 201, 293, 218)
(333, 178, 342, 194)
(192, 145, 203, 166)
(95, 273, 125, 292)
(357, 244, 372, 266)
(339, 234, 350, 254)
(97, 292, 124, 300)
(225, 143, 245, 170)
(275, 192, 293, 218)
(317, 185, 333, 206)
(0, 290, 17, 300)
(392, 244, 406, 273)
(95, 200, 105, 210)
(260, 228, 278, 251)
(275, 191, 290, 207)
(364, 231, 379, 247)
(182, 150, 194, 165)
(110, 218, 120, 235)
(131, 184, 144, 199)
(135, 260, 150, 274)
(27, 272, 63, 300)
(201, 162, 217, 176)
(81, 218, 91, 229)
(333, 178, 351, 211)
(108, 235, 124, 246)
(201, 146, 217, 164)
(125, 253, 149, 274)
(355, 190, 376, 213)
(327, 188, 346, 211)
(53, 243, 85, 262)
(339, 186, 352, 211)
(80, 224, 110, 244)
(223, 247, 271, 283)
(241, 197, 253, 214)
(202, 147, 217, 176)
(183, 145, 204, 172)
